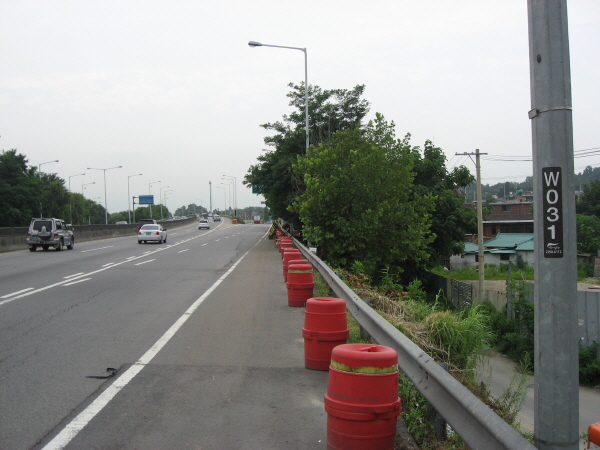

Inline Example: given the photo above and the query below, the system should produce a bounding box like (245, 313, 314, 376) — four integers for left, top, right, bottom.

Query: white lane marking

(63, 278, 91, 286)
(215, 239, 220, 242)
(64, 273, 85, 279)
(177, 249, 189, 253)
(1, 220, 229, 308)
(101, 263, 115, 267)
(1, 287, 35, 298)
(201, 243, 208, 247)
(80, 246, 113, 253)
(134, 259, 156, 266)
(41, 232, 265, 450)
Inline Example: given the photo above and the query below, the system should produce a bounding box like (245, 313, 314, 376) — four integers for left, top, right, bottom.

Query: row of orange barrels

(276, 232, 402, 450)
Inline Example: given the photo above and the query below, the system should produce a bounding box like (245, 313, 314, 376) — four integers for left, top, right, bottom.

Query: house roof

(484, 233, 534, 249)
(463, 242, 479, 254)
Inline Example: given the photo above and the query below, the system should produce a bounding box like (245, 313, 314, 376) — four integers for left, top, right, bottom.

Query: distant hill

(463, 165, 600, 203)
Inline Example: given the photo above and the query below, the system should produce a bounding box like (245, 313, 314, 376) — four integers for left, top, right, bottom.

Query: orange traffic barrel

(286, 262, 314, 307)
(303, 298, 348, 370)
(279, 238, 294, 253)
(285, 259, 309, 283)
(324, 344, 401, 450)
(282, 250, 303, 279)
(588, 422, 600, 449)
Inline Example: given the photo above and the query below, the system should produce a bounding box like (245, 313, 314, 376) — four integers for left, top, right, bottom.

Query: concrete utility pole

(209, 181, 212, 214)
(456, 149, 487, 303)
(528, 1, 578, 449)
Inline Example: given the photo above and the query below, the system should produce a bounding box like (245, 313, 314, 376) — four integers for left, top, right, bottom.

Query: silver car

(198, 219, 210, 230)
(26, 218, 75, 252)
(137, 224, 167, 244)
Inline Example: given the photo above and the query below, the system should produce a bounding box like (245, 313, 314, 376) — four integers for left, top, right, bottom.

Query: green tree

(577, 179, 600, 218)
(411, 141, 476, 266)
(244, 83, 370, 227)
(576, 214, 600, 253)
(0, 149, 40, 226)
(293, 113, 435, 276)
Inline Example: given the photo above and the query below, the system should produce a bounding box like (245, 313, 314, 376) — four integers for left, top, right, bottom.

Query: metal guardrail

(293, 237, 536, 450)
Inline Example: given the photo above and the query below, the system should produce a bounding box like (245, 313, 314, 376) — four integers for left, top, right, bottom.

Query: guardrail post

(426, 362, 448, 439)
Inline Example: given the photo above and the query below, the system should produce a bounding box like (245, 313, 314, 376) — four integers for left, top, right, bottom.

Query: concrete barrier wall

(0, 217, 197, 253)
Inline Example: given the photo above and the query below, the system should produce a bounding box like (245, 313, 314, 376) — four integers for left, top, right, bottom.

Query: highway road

(0, 219, 329, 450)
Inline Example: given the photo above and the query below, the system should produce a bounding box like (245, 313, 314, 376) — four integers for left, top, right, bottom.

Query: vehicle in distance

(26, 218, 75, 252)
(115, 221, 128, 225)
(213, 214, 221, 222)
(253, 215, 261, 224)
(137, 219, 157, 230)
(198, 219, 210, 230)
(138, 224, 167, 244)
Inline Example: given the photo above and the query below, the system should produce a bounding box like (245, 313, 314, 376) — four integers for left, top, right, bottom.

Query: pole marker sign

(542, 167, 563, 258)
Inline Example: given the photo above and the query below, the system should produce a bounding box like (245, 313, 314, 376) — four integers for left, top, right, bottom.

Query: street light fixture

(37, 159, 59, 216)
(87, 166, 122, 225)
(216, 187, 226, 214)
(127, 173, 143, 224)
(249, 40, 309, 151)
(221, 181, 232, 212)
(82, 181, 96, 196)
(68, 173, 85, 223)
(159, 185, 170, 220)
(222, 175, 237, 216)
(38, 159, 59, 179)
(163, 190, 173, 217)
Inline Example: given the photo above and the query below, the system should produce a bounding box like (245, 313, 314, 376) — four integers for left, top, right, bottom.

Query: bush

(579, 342, 600, 386)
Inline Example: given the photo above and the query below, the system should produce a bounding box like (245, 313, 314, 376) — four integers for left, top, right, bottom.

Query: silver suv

(26, 218, 75, 252)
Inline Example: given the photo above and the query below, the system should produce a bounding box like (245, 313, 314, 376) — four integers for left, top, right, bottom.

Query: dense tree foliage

(244, 83, 370, 227)
(0, 150, 40, 226)
(576, 214, 600, 253)
(411, 141, 476, 265)
(577, 179, 600, 218)
(292, 114, 436, 277)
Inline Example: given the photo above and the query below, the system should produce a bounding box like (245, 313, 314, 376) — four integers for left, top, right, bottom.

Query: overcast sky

(1, 1, 599, 214)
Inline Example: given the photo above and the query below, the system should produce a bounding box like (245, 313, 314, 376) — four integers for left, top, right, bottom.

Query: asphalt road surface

(0, 219, 328, 450)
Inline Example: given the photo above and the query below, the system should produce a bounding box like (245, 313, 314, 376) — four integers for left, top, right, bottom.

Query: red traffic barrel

(324, 344, 401, 450)
(286, 262, 314, 307)
(279, 238, 294, 254)
(303, 298, 348, 370)
(276, 236, 291, 252)
(282, 250, 303, 279)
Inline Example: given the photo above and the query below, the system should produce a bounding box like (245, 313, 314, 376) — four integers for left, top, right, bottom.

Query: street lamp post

(149, 180, 161, 219)
(220, 181, 232, 213)
(38, 159, 59, 216)
(163, 190, 173, 217)
(87, 166, 122, 225)
(222, 175, 237, 217)
(127, 173, 143, 224)
(159, 186, 170, 220)
(216, 187, 226, 214)
(68, 173, 85, 223)
(249, 41, 309, 151)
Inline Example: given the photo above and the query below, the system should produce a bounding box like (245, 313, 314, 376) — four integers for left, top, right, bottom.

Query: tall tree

(577, 179, 600, 218)
(292, 113, 435, 277)
(0, 149, 40, 226)
(244, 83, 370, 228)
(411, 140, 476, 265)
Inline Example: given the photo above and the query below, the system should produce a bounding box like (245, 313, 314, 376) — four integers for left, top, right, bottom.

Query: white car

(138, 224, 167, 244)
(198, 219, 210, 230)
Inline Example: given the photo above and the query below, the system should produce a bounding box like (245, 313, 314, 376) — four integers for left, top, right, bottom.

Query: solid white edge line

(64, 273, 85, 279)
(134, 259, 156, 266)
(41, 231, 267, 450)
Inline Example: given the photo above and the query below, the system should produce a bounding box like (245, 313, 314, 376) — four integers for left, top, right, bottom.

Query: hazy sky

(1, 1, 599, 214)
